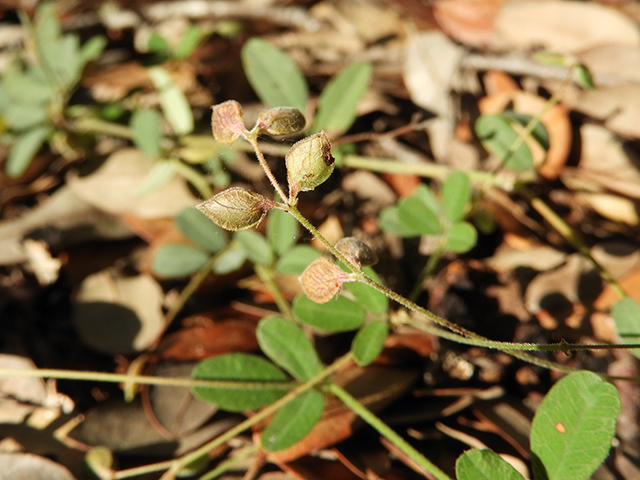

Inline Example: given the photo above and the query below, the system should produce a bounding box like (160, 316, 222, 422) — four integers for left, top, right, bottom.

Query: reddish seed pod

(211, 100, 246, 145)
(298, 257, 348, 304)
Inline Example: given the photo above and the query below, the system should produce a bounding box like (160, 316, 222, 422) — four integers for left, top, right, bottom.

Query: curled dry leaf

(196, 187, 275, 231)
(434, 0, 506, 50)
(211, 100, 246, 145)
(299, 257, 349, 304)
(335, 237, 378, 268)
(286, 131, 335, 200)
(256, 107, 306, 136)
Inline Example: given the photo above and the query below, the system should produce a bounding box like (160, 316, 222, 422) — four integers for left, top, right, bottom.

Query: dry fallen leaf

(73, 271, 166, 355)
(494, 0, 640, 53)
(434, 0, 506, 50)
(67, 149, 199, 218)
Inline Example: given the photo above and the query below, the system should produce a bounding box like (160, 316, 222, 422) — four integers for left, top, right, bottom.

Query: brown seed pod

(285, 131, 335, 201)
(197, 187, 274, 231)
(211, 100, 246, 145)
(299, 257, 348, 304)
(335, 237, 378, 267)
(255, 107, 306, 136)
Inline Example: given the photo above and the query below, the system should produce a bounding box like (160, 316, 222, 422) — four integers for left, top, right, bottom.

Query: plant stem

(0, 368, 295, 390)
(158, 352, 354, 479)
(517, 184, 627, 300)
(164, 254, 218, 326)
(326, 383, 453, 480)
(254, 264, 295, 321)
(408, 237, 446, 302)
(171, 159, 214, 199)
(244, 134, 289, 204)
(197, 445, 259, 480)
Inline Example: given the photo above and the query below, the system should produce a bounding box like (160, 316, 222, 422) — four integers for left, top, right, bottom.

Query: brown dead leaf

(494, 1, 640, 53)
(73, 271, 166, 355)
(561, 124, 640, 199)
(0, 453, 77, 480)
(434, 0, 506, 50)
(578, 45, 640, 85)
(266, 365, 419, 463)
(156, 321, 259, 361)
(67, 149, 198, 218)
(403, 31, 464, 117)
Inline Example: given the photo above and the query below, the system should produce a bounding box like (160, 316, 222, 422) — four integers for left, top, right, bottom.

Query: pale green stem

(171, 159, 214, 199)
(326, 383, 453, 480)
(243, 133, 289, 204)
(0, 368, 295, 390)
(158, 353, 354, 479)
(517, 184, 627, 300)
(254, 264, 295, 321)
(408, 236, 446, 302)
(197, 445, 259, 480)
(164, 254, 219, 326)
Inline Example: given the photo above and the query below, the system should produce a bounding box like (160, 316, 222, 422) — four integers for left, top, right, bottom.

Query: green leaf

(175, 24, 204, 59)
(502, 110, 549, 151)
(152, 244, 209, 277)
(267, 208, 299, 256)
(192, 353, 289, 412)
(148, 32, 171, 56)
(4, 102, 48, 130)
(262, 390, 324, 452)
(276, 245, 323, 275)
(213, 244, 247, 274)
(79, 35, 107, 65)
(176, 206, 228, 253)
(456, 449, 525, 480)
(6, 126, 51, 178)
(343, 279, 388, 314)
(445, 222, 477, 253)
(441, 171, 471, 223)
(475, 114, 533, 172)
(148, 67, 194, 135)
(611, 297, 640, 359)
(293, 295, 366, 332)
(352, 320, 388, 366)
(314, 62, 372, 133)
(530, 371, 620, 480)
(413, 183, 440, 213)
(397, 196, 442, 235)
(2, 69, 53, 105)
(378, 206, 422, 237)
(130, 109, 162, 157)
(234, 230, 274, 266)
(241, 38, 308, 112)
(137, 160, 176, 196)
(256, 316, 323, 381)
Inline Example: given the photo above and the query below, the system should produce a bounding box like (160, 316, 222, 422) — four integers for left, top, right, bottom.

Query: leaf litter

(1, 1, 640, 479)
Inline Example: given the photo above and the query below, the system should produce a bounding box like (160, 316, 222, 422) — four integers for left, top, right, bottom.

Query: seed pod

(285, 131, 334, 201)
(211, 100, 246, 145)
(335, 237, 378, 267)
(299, 257, 348, 304)
(255, 107, 306, 136)
(197, 187, 273, 231)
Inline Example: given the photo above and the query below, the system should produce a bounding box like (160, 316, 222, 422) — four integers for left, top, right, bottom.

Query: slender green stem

(171, 159, 214, 199)
(243, 133, 289, 204)
(197, 445, 259, 480)
(158, 353, 354, 479)
(326, 383, 453, 480)
(70, 116, 135, 139)
(0, 368, 295, 391)
(517, 184, 627, 300)
(164, 254, 218, 326)
(254, 264, 295, 321)
(114, 460, 176, 479)
(408, 237, 446, 302)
